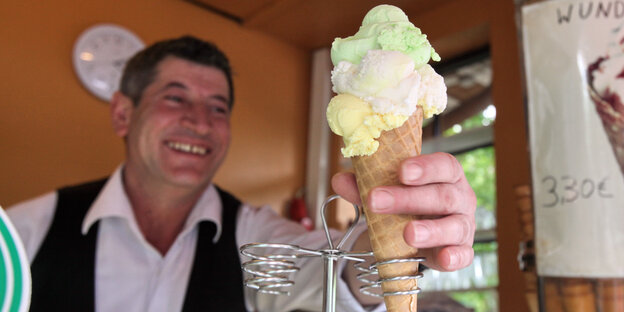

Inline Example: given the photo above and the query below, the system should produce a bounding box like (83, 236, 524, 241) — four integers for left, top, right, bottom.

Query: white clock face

(73, 24, 145, 102)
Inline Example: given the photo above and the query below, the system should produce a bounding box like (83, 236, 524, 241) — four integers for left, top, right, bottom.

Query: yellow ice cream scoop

(327, 93, 407, 157)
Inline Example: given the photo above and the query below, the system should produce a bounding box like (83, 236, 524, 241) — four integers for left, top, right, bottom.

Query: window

(418, 50, 499, 312)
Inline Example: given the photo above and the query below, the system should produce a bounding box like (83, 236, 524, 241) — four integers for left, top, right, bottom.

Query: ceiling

(187, 0, 493, 135)
(186, 0, 489, 60)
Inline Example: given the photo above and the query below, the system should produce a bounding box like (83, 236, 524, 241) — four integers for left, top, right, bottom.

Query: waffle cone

(352, 107, 423, 312)
(589, 87, 624, 176)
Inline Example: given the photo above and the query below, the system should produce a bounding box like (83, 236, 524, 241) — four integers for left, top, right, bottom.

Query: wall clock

(72, 24, 144, 102)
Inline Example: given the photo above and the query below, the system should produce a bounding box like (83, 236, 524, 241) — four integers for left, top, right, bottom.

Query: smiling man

(112, 56, 233, 255)
(7, 36, 476, 312)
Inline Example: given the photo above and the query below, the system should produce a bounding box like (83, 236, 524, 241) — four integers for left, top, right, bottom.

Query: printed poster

(523, 0, 624, 277)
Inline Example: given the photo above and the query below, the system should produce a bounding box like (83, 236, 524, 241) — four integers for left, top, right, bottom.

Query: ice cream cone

(560, 278, 597, 312)
(514, 184, 538, 312)
(327, 5, 446, 310)
(588, 86, 624, 177)
(544, 278, 565, 312)
(523, 272, 539, 312)
(597, 278, 624, 312)
(514, 185, 535, 242)
(352, 108, 423, 312)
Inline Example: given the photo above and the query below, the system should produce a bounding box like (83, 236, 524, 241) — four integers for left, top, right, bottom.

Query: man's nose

(181, 104, 212, 135)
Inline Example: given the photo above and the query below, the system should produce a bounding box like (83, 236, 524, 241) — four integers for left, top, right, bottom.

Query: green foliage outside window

(457, 146, 496, 214)
(449, 107, 497, 215)
(450, 290, 499, 312)
(444, 107, 499, 311)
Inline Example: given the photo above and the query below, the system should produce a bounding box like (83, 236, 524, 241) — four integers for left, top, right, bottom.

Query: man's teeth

(168, 142, 207, 155)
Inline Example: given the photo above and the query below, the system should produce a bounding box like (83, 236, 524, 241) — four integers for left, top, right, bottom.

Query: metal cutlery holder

(240, 195, 425, 312)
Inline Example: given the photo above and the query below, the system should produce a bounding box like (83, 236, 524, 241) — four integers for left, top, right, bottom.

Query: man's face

(115, 56, 231, 190)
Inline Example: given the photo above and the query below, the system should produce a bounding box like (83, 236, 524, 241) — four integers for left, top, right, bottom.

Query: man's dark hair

(120, 35, 234, 108)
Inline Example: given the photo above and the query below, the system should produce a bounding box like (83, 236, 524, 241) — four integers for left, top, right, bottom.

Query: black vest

(30, 178, 247, 312)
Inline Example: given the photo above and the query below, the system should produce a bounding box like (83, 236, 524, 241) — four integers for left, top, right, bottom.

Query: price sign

(523, 0, 624, 278)
(539, 175, 613, 208)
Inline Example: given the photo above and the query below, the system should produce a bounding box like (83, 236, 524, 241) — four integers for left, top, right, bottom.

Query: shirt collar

(82, 165, 223, 243)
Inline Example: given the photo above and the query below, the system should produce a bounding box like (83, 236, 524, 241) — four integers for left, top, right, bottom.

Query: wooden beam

(487, 0, 531, 311)
(423, 86, 492, 140)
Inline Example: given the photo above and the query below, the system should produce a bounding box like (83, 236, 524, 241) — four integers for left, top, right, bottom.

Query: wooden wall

(0, 0, 310, 213)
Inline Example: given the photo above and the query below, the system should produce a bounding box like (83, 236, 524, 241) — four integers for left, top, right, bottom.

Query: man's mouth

(166, 141, 209, 156)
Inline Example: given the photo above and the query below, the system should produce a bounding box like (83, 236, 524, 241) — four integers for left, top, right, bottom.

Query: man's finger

(368, 182, 476, 216)
(403, 215, 475, 249)
(331, 172, 362, 205)
(400, 152, 464, 186)
(420, 245, 474, 272)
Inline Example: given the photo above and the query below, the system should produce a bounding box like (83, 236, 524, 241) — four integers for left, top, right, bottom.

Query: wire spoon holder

(240, 195, 425, 312)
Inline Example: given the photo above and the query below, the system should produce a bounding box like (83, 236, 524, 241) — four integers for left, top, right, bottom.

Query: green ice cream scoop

(330, 4, 440, 67)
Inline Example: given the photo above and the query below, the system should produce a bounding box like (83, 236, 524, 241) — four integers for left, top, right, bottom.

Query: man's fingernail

(403, 162, 423, 183)
(448, 253, 458, 268)
(370, 189, 394, 212)
(412, 224, 430, 243)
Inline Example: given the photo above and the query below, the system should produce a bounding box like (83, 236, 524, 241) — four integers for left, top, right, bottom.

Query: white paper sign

(523, 0, 624, 278)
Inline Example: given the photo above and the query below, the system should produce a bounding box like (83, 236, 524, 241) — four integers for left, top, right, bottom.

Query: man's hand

(332, 152, 476, 272)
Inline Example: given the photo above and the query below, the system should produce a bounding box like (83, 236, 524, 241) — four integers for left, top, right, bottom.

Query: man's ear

(110, 92, 134, 137)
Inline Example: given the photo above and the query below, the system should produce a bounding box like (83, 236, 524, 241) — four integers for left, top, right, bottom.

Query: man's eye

(211, 105, 229, 115)
(165, 95, 184, 103)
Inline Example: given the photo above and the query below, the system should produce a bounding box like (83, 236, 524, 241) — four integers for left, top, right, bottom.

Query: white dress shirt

(7, 166, 382, 312)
